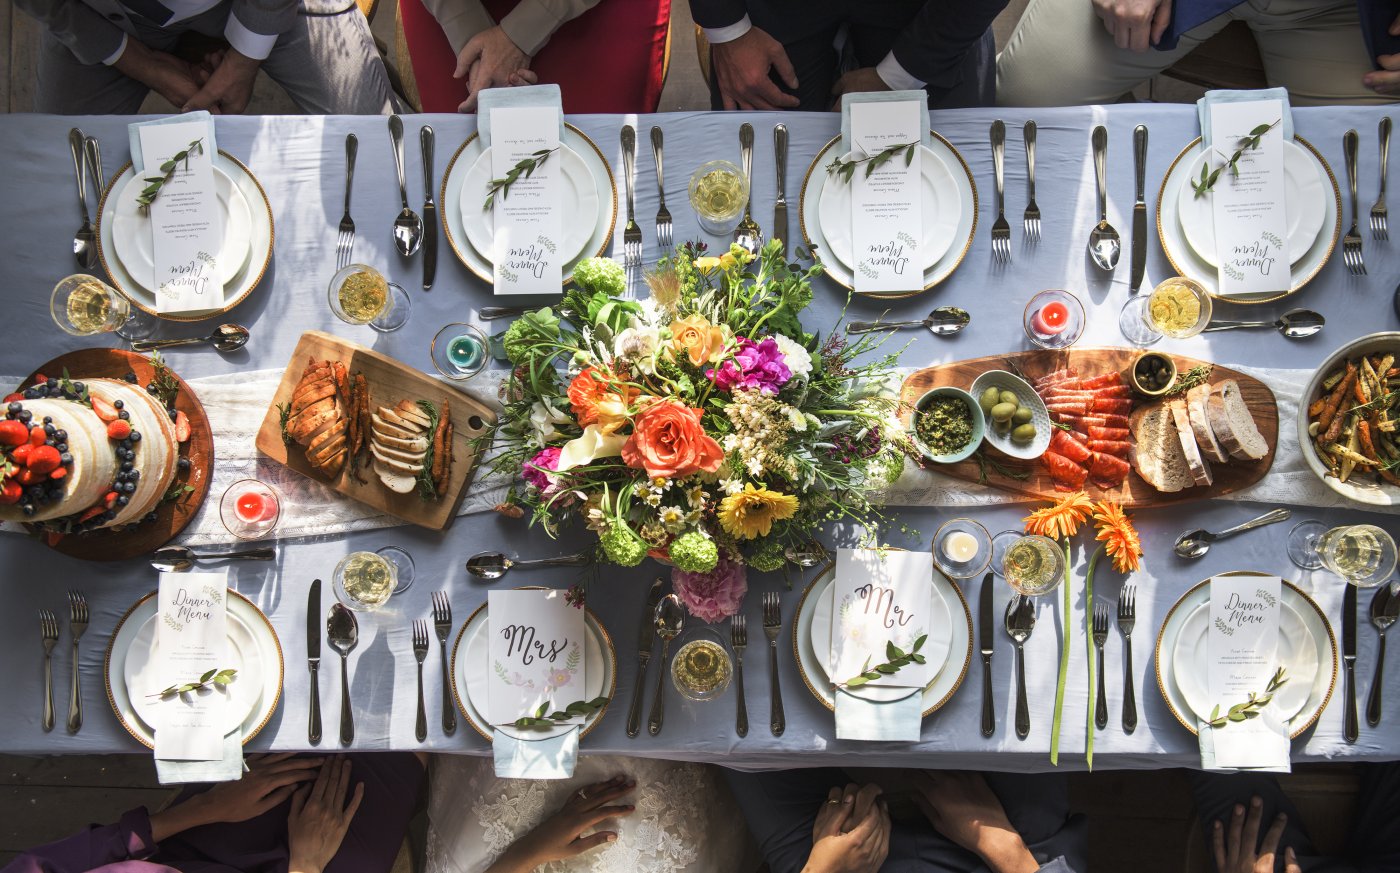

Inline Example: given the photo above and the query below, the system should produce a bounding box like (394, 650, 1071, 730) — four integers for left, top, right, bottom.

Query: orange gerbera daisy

(1023, 490, 1094, 540)
(567, 367, 639, 433)
(1091, 500, 1142, 574)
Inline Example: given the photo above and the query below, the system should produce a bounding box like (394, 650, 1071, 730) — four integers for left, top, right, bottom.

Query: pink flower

(706, 337, 791, 394)
(672, 553, 748, 623)
(522, 446, 563, 494)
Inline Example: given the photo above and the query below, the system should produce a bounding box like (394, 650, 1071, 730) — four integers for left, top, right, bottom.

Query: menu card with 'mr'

(829, 548, 933, 689)
(486, 589, 586, 726)
(1206, 98, 1289, 297)
(490, 106, 563, 295)
(137, 119, 224, 314)
(849, 100, 923, 294)
(1206, 574, 1289, 767)
(153, 570, 229, 761)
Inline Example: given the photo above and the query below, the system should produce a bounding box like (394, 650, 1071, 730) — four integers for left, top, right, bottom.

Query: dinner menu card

(153, 571, 228, 761)
(849, 101, 923, 294)
(490, 106, 563, 295)
(830, 549, 933, 689)
(1206, 574, 1289, 767)
(486, 589, 586, 726)
(137, 119, 224, 314)
(1206, 98, 1289, 297)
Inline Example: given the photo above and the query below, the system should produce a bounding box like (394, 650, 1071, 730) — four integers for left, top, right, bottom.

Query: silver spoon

(388, 115, 423, 257)
(846, 306, 970, 336)
(1366, 583, 1399, 726)
(1200, 308, 1325, 339)
(783, 541, 829, 568)
(132, 323, 250, 354)
(327, 604, 359, 745)
(733, 123, 763, 256)
(1173, 507, 1292, 559)
(68, 128, 97, 270)
(465, 550, 592, 580)
(1088, 126, 1120, 271)
(150, 545, 276, 573)
(647, 594, 684, 736)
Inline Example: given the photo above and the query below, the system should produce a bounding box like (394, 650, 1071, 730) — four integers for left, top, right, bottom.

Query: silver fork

(431, 591, 456, 735)
(1023, 120, 1040, 243)
(336, 133, 358, 270)
(1093, 601, 1110, 731)
(1373, 117, 1390, 242)
(762, 592, 784, 736)
(620, 125, 642, 298)
(67, 590, 88, 734)
(412, 619, 429, 742)
(990, 120, 1011, 263)
(40, 611, 59, 733)
(650, 126, 672, 252)
(1343, 129, 1367, 276)
(731, 614, 748, 738)
(1005, 595, 1034, 739)
(1118, 585, 1137, 733)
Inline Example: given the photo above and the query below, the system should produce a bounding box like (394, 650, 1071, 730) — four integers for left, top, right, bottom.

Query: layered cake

(0, 371, 188, 532)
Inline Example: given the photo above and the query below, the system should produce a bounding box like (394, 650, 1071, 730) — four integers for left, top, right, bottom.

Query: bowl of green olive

(968, 370, 1051, 461)
(911, 386, 985, 464)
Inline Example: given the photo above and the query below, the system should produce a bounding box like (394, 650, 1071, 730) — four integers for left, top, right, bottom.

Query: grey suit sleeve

(499, 0, 603, 56)
(12, 0, 126, 65)
(225, 0, 300, 60)
(1037, 858, 1081, 873)
(890, 0, 1007, 92)
(419, 0, 497, 55)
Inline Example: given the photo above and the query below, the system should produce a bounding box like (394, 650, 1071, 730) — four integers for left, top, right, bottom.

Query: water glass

(51, 274, 153, 340)
(333, 550, 398, 611)
(670, 627, 732, 701)
(329, 264, 411, 332)
(218, 479, 280, 540)
(689, 160, 748, 235)
(1003, 535, 1065, 597)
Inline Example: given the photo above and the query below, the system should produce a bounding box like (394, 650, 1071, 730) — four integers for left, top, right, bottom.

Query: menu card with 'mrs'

(153, 570, 228, 761)
(850, 100, 923, 294)
(1207, 98, 1289, 297)
(1206, 574, 1288, 767)
(490, 106, 563, 295)
(137, 120, 224, 314)
(830, 549, 933, 689)
(486, 589, 586, 726)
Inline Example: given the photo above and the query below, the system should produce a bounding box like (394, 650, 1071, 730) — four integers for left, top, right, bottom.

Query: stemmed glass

(329, 264, 410, 332)
(219, 479, 281, 539)
(51, 274, 155, 340)
(1120, 277, 1213, 347)
(1003, 534, 1065, 597)
(671, 627, 733, 702)
(1287, 522, 1397, 587)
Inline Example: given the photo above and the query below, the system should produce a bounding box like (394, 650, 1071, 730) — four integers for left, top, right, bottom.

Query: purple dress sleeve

(0, 808, 180, 873)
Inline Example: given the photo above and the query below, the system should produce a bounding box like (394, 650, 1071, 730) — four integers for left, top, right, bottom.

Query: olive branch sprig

(137, 138, 205, 208)
(1191, 120, 1281, 198)
(483, 147, 561, 211)
(1206, 667, 1288, 728)
(147, 667, 238, 699)
(826, 142, 918, 184)
(512, 695, 610, 729)
(841, 635, 927, 688)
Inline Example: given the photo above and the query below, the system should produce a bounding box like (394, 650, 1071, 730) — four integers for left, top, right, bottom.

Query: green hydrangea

(502, 308, 560, 365)
(600, 524, 647, 567)
(746, 539, 786, 572)
(571, 257, 626, 297)
(669, 530, 718, 573)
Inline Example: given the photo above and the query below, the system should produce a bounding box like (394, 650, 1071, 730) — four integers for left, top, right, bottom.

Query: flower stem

(1084, 544, 1105, 772)
(1050, 537, 1072, 766)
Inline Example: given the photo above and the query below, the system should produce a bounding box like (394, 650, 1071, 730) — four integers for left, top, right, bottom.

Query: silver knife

(421, 125, 437, 290)
(307, 578, 323, 745)
(773, 124, 788, 258)
(1344, 583, 1358, 743)
(1130, 124, 1148, 294)
(979, 571, 995, 737)
(626, 578, 666, 738)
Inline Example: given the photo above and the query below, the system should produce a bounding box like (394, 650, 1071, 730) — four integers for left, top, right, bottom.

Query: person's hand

(1211, 795, 1302, 873)
(1092, 0, 1173, 52)
(194, 48, 226, 85)
(112, 40, 204, 109)
(830, 67, 889, 106)
(801, 784, 890, 873)
(287, 757, 364, 873)
(181, 48, 261, 114)
(486, 777, 635, 873)
(455, 26, 533, 112)
(710, 26, 800, 111)
(149, 754, 322, 843)
(1364, 15, 1400, 94)
(910, 772, 1038, 873)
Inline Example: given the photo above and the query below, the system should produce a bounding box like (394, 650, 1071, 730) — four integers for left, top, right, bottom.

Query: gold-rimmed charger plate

(1153, 571, 1338, 739)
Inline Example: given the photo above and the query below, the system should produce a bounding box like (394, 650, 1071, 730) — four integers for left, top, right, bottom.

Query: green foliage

(600, 523, 647, 566)
(1207, 667, 1288, 728)
(1191, 121, 1280, 198)
(571, 257, 628, 297)
(843, 635, 927, 687)
(484, 147, 559, 210)
(513, 696, 611, 728)
(150, 667, 237, 698)
(826, 141, 919, 184)
(670, 530, 719, 573)
(137, 139, 204, 208)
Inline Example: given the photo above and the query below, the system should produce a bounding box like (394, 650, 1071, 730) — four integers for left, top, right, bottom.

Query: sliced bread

(1170, 400, 1214, 487)
(1186, 383, 1229, 464)
(1207, 379, 1269, 461)
(1128, 404, 1195, 493)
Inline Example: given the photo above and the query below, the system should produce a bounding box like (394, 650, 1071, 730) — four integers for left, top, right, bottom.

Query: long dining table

(0, 104, 1397, 771)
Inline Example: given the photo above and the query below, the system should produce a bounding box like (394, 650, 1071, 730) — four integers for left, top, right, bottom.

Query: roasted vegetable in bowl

(1306, 350, 1400, 485)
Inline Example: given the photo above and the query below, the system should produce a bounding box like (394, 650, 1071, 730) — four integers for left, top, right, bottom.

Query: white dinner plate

(452, 592, 616, 742)
(123, 610, 265, 735)
(1176, 140, 1327, 268)
(816, 146, 961, 272)
(458, 146, 599, 266)
(111, 166, 253, 290)
(104, 589, 283, 750)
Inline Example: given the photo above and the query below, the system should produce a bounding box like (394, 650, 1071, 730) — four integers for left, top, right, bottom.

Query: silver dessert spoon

(132, 323, 250, 354)
(1200, 309, 1324, 339)
(465, 550, 592, 580)
(327, 604, 359, 745)
(1173, 508, 1292, 559)
(647, 595, 684, 736)
(150, 545, 276, 572)
(846, 306, 970, 337)
(388, 115, 423, 257)
(1088, 126, 1120, 271)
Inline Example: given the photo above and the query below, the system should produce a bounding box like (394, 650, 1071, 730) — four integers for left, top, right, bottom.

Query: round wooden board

(16, 348, 214, 560)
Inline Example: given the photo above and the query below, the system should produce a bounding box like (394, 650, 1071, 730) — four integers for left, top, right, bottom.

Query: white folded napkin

(1197, 88, 1294, 145)
(156, 732, 245, 785)
(493, 726, 579, 779)
(128, 111, 219, 171)
(1198, 712, 1292, 773)
(477, 85, 563, 149)
(834, 689, 922, 742)
(840, 91, 931, 154)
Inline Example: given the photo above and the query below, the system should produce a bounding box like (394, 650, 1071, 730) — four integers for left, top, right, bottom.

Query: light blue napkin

(477, 85, 564, 149)
(493, 725, 579, 779)
(1197, 710, 1292, 773)
(834, 689, 922, 741)
(128, 111, 219, 173)
(156, 732, 245, 785)
(840, 91, 932, 155)
(1197, 88, 1294, 145)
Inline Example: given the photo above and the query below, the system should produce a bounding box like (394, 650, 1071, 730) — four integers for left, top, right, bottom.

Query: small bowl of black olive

(1128, 352, 1178, 397)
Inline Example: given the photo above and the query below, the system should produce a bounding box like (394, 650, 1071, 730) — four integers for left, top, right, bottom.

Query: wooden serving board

(19, 348, 214, 561)
(900, 348, 1278, 508)
(254, 331, 497, 531)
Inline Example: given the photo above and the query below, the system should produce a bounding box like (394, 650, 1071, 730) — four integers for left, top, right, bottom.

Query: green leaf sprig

(148, 667, 237, 698)
(512, 695, 610, 729)
(484, 147, 561, 211)
(137, 138, 205, 208)
(974, 448, 1033, 485)
(841, 636, 927, 688)
(148, 351, 181, 409)
(1190, 120, 1280, 198)
(1162, 364, 1214, 397)
(826, 142, 918, 184)
(1206, 667, 1288, 728)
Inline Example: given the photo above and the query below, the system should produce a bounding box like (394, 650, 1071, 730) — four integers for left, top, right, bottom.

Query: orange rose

(567, 368, 638, 434)
(669, 314, 730, 366)
(622, 401, 724, 479)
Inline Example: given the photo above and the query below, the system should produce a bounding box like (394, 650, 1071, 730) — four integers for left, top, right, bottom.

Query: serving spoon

(1088, 126, 1121, 271)
(846, 306, 970, 336)
(327, 604, 359, 745)
(132, 323, 250, 354)
(150, 545, 276, 572)
(1173, 507, 1292, 559)
(1200, 309, 1324, 339)
(465, 550, 592, 580)
(388, 115, 423, 257)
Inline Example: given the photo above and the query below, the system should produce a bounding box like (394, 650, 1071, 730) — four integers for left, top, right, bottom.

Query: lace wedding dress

(425, 756, 751, 873)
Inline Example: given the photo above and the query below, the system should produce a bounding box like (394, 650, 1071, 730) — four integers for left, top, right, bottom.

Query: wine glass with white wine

(1003, 534, 1066, 596)
(333, 550, 398, 611)
(329, 264, 411, 333)
(1288, 522, 1397, 588)
(51, 274, 155, 340)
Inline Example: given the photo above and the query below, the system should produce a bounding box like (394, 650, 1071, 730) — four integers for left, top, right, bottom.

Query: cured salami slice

(1088, 439, 1133, 458)
(1089, 451, 1131, 486)
(1050, 429, 1092, 463)
(1079, 414, 1131, 429)
(1092, 397, 1134, 415)
(1080, 372, 1124, 389)
(1087, 426, 1131, 442)
(1041, 450, 1089, 489)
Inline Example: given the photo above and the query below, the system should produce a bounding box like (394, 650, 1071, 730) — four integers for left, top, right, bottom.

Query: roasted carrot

(1318, 362, 1358, 433)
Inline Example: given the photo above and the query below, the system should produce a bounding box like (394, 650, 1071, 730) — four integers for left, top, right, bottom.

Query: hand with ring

(484, 776, 635, 873)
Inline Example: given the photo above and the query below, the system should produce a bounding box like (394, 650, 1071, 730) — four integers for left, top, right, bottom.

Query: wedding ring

(577, 789, 589, 800)
(826, 799, 841, 805)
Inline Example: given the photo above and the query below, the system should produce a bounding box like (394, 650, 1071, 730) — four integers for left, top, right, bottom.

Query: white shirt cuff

(102, 33, 129, 67)
(703, 15, 752, 45)
(224, 12, 278, 61)
(876, 51, 925, 90)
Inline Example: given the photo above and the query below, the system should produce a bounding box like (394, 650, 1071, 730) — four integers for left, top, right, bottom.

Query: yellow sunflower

(1023, 490, 1094, 540)
(1091, 500, 1142, 574)
(718, 485, 798, 540)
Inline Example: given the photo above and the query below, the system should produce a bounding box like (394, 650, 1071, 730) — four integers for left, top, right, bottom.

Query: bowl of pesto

(911, 386, 984, 464)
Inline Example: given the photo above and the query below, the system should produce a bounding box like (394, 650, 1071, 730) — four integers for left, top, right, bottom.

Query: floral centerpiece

(488, 242, 910, 621)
